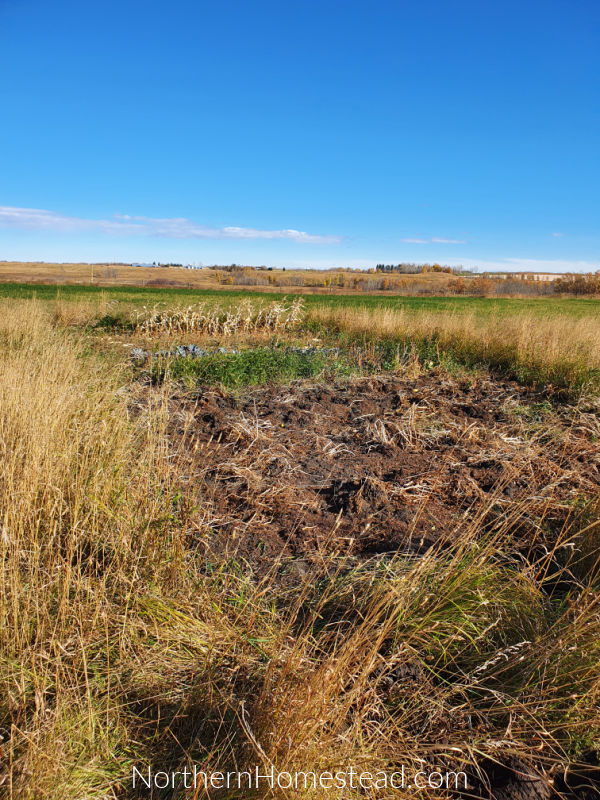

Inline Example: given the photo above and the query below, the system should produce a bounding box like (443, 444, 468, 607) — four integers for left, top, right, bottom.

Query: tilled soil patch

(151, 372, 600, 572)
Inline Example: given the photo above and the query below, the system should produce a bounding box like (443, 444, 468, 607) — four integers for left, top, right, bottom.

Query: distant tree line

(376, 263, 423, 274)
(551, 272, 600, 295)
(209, 264, 274, 272)
(375, 263, 476, 275)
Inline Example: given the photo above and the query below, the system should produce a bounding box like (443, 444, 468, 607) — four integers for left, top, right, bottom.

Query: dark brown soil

(153, 371, 600, 573)
(469, 753, 600, 800)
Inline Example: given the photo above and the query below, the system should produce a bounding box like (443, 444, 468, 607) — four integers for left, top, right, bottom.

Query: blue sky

(1, 0, 598, 271)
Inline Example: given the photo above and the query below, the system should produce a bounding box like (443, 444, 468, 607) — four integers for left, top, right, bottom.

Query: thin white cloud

(0, 206, 340, 244)
(402, 236, 466, 245)
(552, 232, 565, 237)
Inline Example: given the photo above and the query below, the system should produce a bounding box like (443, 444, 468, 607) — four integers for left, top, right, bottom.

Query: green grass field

(3, 280, 598, 395)
(1, 280, 598, 317)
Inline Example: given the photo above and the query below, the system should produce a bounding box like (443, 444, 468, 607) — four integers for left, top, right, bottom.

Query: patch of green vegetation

(147, 341, 472, 389)
(510, 401, 554, 420)
(91, 313, 135, 332)
(151, 347, 355, 389)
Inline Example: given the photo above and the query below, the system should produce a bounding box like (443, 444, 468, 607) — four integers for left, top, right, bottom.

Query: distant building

(492, 272, 566, 282)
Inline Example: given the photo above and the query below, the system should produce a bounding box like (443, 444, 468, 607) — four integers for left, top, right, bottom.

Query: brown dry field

(0, 260, 455, 293)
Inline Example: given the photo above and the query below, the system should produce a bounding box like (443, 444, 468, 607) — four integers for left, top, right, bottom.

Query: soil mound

(158, 372, 600, 571)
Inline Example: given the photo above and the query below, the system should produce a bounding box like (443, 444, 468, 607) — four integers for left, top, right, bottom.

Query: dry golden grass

(0, 299, 598, 798)
(0, 261, 457, 294)
(0, 261, 220, 289)
(0, 301, 170, 796)
(308, 304, 600, 394)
